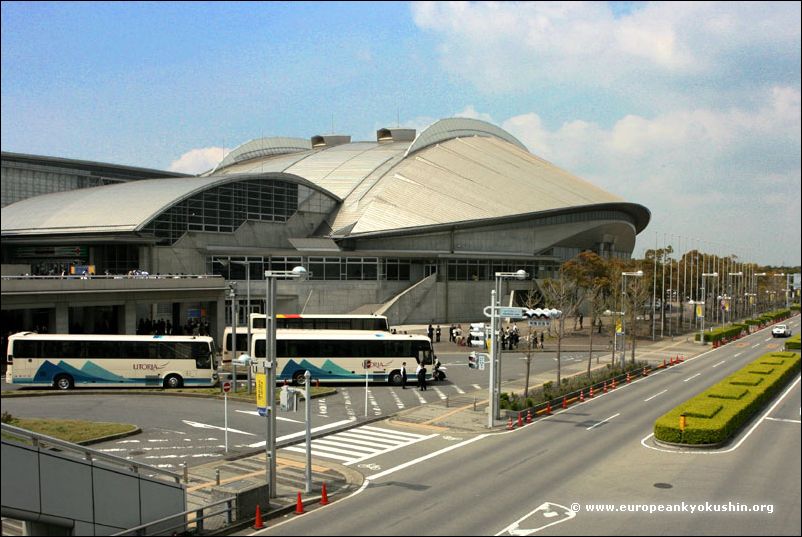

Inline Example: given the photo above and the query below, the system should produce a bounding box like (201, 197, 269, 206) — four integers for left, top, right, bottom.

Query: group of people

(136, 317, 210, 337)
(399, 360, 434, 391)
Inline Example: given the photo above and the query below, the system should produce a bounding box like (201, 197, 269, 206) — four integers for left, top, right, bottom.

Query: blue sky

(2, 1, 800, 266)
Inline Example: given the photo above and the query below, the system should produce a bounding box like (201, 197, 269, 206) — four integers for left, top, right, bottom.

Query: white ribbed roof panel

(284, 142, 408, 199)
(405, 117, 527, 157)
(1, 177, 224, 235)
(342, 136, 624, 235)
(212, 150, 314, 176)
(211, 137, 312, 173)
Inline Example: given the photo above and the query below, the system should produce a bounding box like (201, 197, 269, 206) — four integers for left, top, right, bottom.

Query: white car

(772, 324, 792, 338)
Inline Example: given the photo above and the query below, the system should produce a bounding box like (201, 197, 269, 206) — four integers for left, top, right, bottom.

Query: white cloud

(168, 147, 229, 175)
(411, 1, 800, 97)
(454, 105, 495, 123)
(497, 85, 801, 263)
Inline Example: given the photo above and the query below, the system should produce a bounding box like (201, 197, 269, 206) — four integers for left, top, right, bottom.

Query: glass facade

(1, 161, 108, 207)
(142, 179, 333, 245)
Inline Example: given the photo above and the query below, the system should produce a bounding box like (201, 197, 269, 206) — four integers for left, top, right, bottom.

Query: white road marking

(182, 420, 255, 436)
(246, 419, 354, 448)
(234, 410, 302, 423)
(472, 384, 482, 390)
(683, 373, 702, 382)
(496, 502, 576, 536)
(452, 384, 466, 394)
(752, 343, 761, 348)
(433, 387, 448, 400)
(734, 352, 742, 357)
(712, 360, 727, 368)
(765, 417, 801, 424)
(389, 388, 405, 409)
(644, 389, 668, 402)
(586, 413, 620, 430)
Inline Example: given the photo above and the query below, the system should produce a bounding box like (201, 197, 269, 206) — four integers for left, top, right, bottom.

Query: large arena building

(1, 118, 650, 341)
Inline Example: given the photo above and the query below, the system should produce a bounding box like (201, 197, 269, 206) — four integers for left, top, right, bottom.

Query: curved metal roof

(209, 137, 312, 175)
(0, 174, 336, 236)
(1, 118, 649, 240)
(405, 117, 528, 156)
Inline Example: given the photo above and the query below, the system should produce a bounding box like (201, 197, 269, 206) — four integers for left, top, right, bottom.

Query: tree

(540, 268, 584, 388)
(562, 252, 613, 377)
(521, 288, 543, 398)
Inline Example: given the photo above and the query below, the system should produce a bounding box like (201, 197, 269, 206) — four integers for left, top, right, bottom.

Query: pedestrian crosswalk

(282, 425, 438, 466)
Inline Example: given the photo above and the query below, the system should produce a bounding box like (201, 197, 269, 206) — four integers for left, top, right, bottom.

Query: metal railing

(1, 423, 183, 483)
(110, 497, 237, 536)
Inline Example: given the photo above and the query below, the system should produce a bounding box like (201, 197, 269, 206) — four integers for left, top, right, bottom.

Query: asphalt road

(246, 318, 801, 536)
(0, 347, 606, 470)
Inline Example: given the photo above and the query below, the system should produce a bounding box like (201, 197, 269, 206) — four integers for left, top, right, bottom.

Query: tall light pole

(604, 309, 625, 365)
(728, 272, 743, 322)
(216, 259, 253, 393)
(264, 265, 307, 498)
(489, 269, 528, 428)
(695, 272, 718, 343)
(621, 270, 643, 367)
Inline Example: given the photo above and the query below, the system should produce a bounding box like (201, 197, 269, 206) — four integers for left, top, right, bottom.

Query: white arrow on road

(235, 410, 303, 423)
(181, 420, 256, 436)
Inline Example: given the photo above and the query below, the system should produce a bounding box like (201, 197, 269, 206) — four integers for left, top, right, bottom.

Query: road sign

(499, 307, 526, 318)
(255, 373, 267, 416)
(528, 320, 549, 327)
(222, 381, 232, 393)
(477, 353, 488, 371)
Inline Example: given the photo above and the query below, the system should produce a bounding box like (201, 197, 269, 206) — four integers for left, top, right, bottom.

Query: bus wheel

(292, 371, 306, 386)
(163, 374, 183, 389)
(388, 371, 402, 386)
(54, 374, 74, 390)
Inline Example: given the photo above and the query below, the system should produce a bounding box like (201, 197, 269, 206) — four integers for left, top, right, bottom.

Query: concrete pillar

(123, 301, 137, 335)
(55, 303, 69, 334)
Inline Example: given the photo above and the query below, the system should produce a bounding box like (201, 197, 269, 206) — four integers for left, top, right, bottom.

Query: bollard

(473, 397, 477, 411)
(446, 395, 449, 408)
(215, 468, 220, 486)
(182, 462, 188, 484)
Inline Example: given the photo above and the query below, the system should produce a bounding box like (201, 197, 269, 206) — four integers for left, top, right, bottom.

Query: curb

(77, 426, 142, 446)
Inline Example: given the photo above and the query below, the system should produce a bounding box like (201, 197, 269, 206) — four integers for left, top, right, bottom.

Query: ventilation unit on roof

(311, 135, 351, 148)
(376, 128, 416, 143)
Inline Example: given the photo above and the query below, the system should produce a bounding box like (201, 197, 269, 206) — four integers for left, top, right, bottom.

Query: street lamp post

(488, 269, 528, 428)
(604, 309, 625, 366)
(264, 265, 307, 498)
(693, 272, 718, 344)
(621, 270, 643, 367)
(728, 272, 743, 322)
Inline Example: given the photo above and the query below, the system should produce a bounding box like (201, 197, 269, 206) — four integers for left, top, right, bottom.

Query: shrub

(654, 352, 800, 445)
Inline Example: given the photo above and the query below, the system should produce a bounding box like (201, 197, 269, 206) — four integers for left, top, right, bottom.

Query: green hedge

(694, 324, 746, 343)
(654, 351, 800, 445)
(785, 333, 801, 351)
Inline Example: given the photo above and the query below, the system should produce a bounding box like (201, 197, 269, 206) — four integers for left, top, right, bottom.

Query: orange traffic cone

(562, 396, 567, 409)
(626, 372, 631, 384)
(643, 366, 648, 377)
(589, 385, 595, 398)
(662, 359, 667, 368)
(611, 378, 617, 390)
(321, 482, 329, 505)
(546, 401, 552, 415)
(295, 491, 304, 514)
(517, 412, 523, 428)
(526, 409, 532, 423)
(603, 381, 608, 393)
(253, 504, 264, 529)
(507, 417, 513, 430)
(579, 390, 585, 402)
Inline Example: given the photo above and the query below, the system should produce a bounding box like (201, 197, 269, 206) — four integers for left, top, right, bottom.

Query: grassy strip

(654, 351, 800, 445)
(2, 416, 136, 444)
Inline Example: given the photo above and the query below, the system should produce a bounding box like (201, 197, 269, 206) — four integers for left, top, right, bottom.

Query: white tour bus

(250, 330, 438, 385)
(5, 332, 218, 390)
(222, 313, 391, 364)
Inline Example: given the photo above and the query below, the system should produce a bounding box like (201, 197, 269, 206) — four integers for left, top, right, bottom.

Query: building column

(123, 301, 137, 335)
(55, 303, 69, 333)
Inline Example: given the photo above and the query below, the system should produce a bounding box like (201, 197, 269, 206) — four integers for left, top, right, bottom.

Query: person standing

(427, 324, 434, 342)
(415, 362, 423, 390)
(417, 363, 428, 391)
(435, 325, 441, 343)
(401, 362, 408, 389)
(539, 331, 544, 349)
